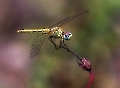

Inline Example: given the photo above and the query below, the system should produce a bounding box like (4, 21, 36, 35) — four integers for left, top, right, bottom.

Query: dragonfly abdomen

(17, 29, 51, 34)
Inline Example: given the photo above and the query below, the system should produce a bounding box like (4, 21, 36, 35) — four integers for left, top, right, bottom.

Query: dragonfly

(17, 10, 88, 59)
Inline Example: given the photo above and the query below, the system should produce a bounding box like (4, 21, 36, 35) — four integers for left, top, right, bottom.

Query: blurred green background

(0, 0, 120, 88)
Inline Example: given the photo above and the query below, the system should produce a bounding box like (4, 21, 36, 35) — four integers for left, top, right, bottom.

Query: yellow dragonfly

(17, 10, 88, 59)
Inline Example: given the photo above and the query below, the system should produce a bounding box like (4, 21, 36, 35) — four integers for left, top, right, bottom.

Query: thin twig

(60, 44, 92, 72)
(60, 44, 82, 62)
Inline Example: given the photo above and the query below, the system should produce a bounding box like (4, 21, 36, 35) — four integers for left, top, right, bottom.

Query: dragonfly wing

(44, 35, 55, 56)
(48, 16, 71, 28)
(30, 33, 46, 59)
(48, 10, 89, 28)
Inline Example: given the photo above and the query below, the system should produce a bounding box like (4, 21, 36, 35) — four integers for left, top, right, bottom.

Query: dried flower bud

(76, 57, 92, 72)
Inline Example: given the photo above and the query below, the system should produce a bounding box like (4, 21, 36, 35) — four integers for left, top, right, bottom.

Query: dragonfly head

(63, 31, 72, 40)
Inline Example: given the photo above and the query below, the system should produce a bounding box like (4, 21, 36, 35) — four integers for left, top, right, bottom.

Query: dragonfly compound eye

(69, 33, 71, 35)
(63, 31, 72, 40)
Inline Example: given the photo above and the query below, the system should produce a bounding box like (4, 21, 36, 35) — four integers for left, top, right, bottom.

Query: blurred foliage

(0, 0, 120, 88)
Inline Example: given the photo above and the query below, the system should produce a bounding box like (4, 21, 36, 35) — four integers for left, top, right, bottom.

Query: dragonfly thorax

(51, 27, 63, 37)
(63, 31, 72, 40)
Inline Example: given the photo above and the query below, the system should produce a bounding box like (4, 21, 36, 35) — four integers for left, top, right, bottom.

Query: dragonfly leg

(48, 36, 61, 50)
(62, 39, 70, 51)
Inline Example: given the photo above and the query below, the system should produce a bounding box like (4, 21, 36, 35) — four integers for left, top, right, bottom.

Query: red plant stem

(87, 72, 94, 88)
(61, 44, 94, 88)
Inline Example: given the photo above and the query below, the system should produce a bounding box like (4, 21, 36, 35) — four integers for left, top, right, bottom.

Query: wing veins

(48, 10, 89, 28)
(30, 33, 46, 59)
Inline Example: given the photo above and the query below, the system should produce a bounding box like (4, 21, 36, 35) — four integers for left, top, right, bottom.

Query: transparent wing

(48, 10, 89, 28)
(44, 36, 55, 56)
(30, 33, 47, 59)
(30, 10, 88, 59)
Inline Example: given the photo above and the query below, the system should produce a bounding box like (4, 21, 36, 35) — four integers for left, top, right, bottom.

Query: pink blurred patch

(0, 41, 31, 88)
